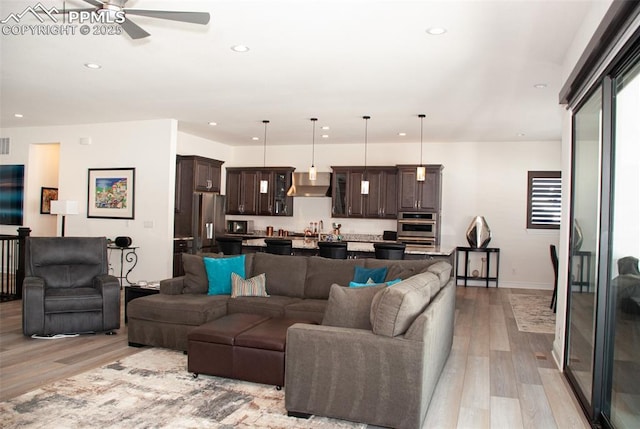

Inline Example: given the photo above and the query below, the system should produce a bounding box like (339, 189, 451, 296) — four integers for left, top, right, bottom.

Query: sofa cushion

(231, 272, 268, 298)
(204, 255, 246, 295)
(182, 253, 208, 294)
(251, 253, 307, 298)
(364, 259, 432, 281)
(353, 266, 387, 284)
(227, 295, 301, 318)
(427, 261, 453, 289)
(128, 294, 228, 326)
(322, 283, 386, 330)
(370, 272, 438, 337)
(284, 299, 327, 324)
(304, 257, 364, 299)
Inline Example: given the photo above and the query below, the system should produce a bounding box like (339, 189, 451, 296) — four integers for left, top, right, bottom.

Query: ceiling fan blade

(125, 10, 210, 25)
(81, 0, 104, 7)
(50, 8, 95, 15)
(119, 18, 150, 39)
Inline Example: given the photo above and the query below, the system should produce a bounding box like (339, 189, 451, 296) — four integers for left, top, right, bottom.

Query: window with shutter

(527, 171, 561, 229)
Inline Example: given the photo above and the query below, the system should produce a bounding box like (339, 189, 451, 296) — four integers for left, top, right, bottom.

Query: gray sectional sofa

(127, 251, 455, 429)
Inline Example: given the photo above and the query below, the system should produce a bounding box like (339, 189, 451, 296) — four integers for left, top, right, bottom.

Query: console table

(456, 247, 500, 287)
(108, 245, 138, 287)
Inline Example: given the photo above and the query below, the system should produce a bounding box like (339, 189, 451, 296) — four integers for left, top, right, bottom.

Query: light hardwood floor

(0, 287, 591, 428)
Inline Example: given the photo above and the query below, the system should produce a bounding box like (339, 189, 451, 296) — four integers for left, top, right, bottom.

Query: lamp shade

(50, 200, 79, 215)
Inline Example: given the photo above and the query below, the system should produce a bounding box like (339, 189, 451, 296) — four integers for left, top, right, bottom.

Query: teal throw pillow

(203, 255, 246, 295)
(353, 266, 388, 284)
(349, 278, 402, 288)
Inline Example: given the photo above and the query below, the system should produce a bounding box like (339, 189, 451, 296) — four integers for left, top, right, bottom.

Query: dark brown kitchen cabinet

(397, 165, 443, 212)
(331, 166, 397, 219)
(226, 167, 293, 216)
(174, 155, 224, 236)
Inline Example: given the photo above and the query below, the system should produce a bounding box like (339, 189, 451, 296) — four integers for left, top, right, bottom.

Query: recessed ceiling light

(426, 27, 447, 35)
(14, 113, 23, 118)
(398, 132, 406, 137)
(84, 63, 101, 69)
(533, 83, 547, 89)
(252, 137, 260, 141)
(321, 134, 329, 138)
(231, 45, 250, 53)
(321, 126, 330, 130)
(208, 122, 217, 126)
(516, 132, 526, 137)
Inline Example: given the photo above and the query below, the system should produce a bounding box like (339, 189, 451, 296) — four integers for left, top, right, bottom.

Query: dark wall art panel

(0, 165, 25, 226)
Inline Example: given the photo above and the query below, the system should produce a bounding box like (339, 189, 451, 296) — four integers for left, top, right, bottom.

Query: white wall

(0, 119, 178, 283)
(229, 139, 561, 289)
(27, 143, 59, 236)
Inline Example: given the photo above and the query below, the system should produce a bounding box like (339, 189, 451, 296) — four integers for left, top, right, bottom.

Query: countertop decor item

(466, 215, 491, 248)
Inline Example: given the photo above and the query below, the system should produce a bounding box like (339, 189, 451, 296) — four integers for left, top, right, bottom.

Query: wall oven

(397, 212, 438, 247)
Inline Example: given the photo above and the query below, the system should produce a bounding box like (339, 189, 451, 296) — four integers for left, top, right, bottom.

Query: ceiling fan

(60, 0, 210, 39)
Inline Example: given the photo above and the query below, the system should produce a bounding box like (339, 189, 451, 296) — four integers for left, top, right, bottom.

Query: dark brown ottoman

(187, 313, 313, 387)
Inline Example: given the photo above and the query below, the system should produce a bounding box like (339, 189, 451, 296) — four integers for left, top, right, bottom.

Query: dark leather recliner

(22, 237, 121, 336)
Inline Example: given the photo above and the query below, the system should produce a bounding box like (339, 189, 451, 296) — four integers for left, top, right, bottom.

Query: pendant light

(309, 118, 318, 180)
(416, 114, 426, 181)
(260, 120, 269, 194)
(361, 115, 370, 195)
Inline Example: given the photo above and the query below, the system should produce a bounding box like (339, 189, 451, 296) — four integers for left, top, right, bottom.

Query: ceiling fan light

(416, 166, 426, 181)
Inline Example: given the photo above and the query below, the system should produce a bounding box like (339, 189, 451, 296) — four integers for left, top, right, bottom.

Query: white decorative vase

(466, 216, 491, 248)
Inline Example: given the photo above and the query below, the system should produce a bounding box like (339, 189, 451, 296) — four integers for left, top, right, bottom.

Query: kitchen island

(241, 237, 455, 264)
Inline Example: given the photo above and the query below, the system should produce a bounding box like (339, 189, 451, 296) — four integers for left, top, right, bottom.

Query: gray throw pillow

(322, 283, 385, 330)
(182, 253, 208, 294)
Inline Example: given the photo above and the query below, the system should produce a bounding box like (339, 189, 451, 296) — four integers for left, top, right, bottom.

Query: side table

(108, 245, 139, 287)
(455, 247, 500, 287)
(124, 286, 159, 323)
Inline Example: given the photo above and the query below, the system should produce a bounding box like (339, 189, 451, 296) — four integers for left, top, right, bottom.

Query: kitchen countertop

(242, 237, 454, 256)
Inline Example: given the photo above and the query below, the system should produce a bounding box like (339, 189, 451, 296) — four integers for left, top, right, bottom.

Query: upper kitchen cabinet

(331, 166, 397, 219)
(226, 167, 294, 216)
(397, 165, 443, 212)
(175, 155, 224, 214)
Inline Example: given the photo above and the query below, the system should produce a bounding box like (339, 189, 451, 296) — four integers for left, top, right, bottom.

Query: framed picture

(87, 168, 135, 219)
(40, 187, 58, 214)
(0, 165, 24, 225)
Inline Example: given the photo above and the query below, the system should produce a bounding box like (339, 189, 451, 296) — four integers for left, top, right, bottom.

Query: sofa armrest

(160, 276, 186, 295)
(94, 274, 121, 330)
(285, 324, 423, 429)
(22, 276, 45, 335)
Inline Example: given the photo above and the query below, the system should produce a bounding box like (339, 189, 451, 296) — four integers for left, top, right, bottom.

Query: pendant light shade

(417, 114, 426, 181)
(309, 118, 318, 181)
(361, 116, 370, 195)
(260, 120, 269, 194)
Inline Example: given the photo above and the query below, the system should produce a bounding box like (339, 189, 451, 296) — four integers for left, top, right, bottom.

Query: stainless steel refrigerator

(192, 192, 226, 254)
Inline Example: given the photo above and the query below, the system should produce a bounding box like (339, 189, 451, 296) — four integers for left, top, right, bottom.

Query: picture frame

(40, 187, 58, 214)
(87, 168, 135, 219)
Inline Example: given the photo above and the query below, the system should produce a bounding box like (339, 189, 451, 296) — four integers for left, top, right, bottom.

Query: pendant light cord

(311, 118, 317, 167)
(419, 114, 425, 166)
(363, 115, 370, 173)
(262, 120, 269, 167)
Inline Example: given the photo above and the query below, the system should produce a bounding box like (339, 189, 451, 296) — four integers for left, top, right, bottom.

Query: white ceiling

(0, 0, 595, 146)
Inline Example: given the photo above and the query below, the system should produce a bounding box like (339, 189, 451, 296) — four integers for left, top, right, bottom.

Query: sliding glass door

(566, 86, 602, 411)
(604, 55, 640, 429)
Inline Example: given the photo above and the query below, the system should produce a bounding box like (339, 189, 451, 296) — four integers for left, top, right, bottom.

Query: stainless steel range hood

(287, 172, 331, 197)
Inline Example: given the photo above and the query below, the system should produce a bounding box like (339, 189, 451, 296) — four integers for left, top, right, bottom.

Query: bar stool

(317, 241, 348, 259)
(373, 242, 406, 260)
(264, 239, 293, 255)
(216, 236, 243, 255)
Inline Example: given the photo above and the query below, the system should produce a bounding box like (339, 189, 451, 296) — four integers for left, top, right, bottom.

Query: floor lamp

(50, 200, 78, 237)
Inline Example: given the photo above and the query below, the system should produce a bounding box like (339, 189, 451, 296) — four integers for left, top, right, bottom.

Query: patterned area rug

(0, 348, 365, 428)
(509, 293, 556, 334)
